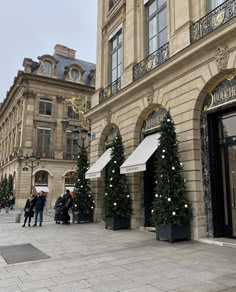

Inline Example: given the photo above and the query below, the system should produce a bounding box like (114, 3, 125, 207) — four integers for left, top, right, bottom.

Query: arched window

(65, 171, 76, 187)
(105, 126, 119, 147)
(43, 61, 52, 76)
(35, 171, 48, 186)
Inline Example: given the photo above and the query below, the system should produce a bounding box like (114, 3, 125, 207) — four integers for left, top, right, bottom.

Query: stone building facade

(0, 45, 95, 208)
(86, 0, 236, 239)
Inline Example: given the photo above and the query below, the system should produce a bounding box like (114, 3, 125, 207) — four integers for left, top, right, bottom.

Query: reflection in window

(207, 0, 224, 12)
(146, 0, 168, 55)
(71, 69, 79, 80)
(39, 98, 52, 115)
(110, 29, 122, 83)
(43, 61, 52, 76)
(66, 131, 78, 159)
(37, 128, 51, 157)
(65, 171, 76, 186)
(35, 171, 48, 186)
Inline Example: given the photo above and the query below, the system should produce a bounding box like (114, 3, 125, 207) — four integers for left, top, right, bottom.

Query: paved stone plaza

(0, 211, 236, 291)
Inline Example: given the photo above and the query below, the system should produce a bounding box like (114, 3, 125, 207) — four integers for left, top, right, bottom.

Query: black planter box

(72, 212, 93, 224)
(156, 223, 190, 243)
(105, 216, 130, 230)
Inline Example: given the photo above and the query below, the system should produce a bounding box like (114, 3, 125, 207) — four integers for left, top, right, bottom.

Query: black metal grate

(0, 244, 50, 264)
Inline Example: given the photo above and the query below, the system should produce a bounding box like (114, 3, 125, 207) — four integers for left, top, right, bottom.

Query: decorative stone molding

(105, 110, 112, 124)
(146, 87, 154, 104)
(56, 96, 65, 103)
(215, 46, 229, 71)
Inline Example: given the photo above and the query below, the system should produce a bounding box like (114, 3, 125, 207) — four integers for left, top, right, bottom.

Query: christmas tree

(73, 143, 94, 215)
(0, 176, 9, 208)
(7, 174, 14, 199)
(104, 131, 132, 218)
(152, 111, 192, 226)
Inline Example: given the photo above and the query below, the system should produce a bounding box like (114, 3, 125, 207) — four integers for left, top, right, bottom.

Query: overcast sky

(0, 0, 97, 101)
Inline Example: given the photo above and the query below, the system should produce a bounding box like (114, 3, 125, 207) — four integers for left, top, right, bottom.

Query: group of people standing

(22, 189, 73, 227)
(22, 191, 46, 227)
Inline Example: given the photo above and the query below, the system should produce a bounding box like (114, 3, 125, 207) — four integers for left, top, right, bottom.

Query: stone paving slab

(0, 222, 236, 291)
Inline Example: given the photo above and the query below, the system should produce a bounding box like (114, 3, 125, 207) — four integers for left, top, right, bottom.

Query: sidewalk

(0, 220, 236, 291)
(0, 209, 55, 224)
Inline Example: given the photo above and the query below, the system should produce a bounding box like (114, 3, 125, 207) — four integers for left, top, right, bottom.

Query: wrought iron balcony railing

(109, 0, 121, 11)
(99, 77, 121, 103)
(36, 151, 54, 159)
(133, 43, 169, 81)
(190, 0, 236, 44)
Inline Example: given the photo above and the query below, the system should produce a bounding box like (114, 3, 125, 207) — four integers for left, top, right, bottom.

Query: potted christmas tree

(73, 139, 95, 223)
(104, 131, 132, 230)
(152, 111, 192, 243)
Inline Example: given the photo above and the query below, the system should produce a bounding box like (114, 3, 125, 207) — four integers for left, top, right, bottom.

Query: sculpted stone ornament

(105, 110, 112, 124)
(146, 87, 154, 104)
(67, 96, 88, 127)
(215, 46, 229, 71)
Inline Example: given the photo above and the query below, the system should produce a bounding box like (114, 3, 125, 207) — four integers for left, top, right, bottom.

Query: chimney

(54, 44, 76, 59)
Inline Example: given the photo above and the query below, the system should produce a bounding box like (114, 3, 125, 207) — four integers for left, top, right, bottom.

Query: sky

(0, 0, 97, 101)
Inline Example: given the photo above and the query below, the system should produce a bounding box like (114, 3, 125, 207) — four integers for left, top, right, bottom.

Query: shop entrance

(209, 110, 236, 237)
(219, 112, 236, 237)
(144, 151, 157, 226)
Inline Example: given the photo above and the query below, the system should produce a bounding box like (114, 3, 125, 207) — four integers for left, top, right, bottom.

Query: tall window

(43, 61, 52, 76)
(207, 0, 224, 11)
(37, 128, 51, 157)
(39, 98, 52, 116)
(146, 0, 168, 55)
(110, 29, 122, 83)
(68, 105, 79, 119)
(66, 131, 78, 159)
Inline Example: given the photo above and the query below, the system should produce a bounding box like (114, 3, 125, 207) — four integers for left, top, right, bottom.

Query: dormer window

(71, 69, 79, 81)
(39, 98, 52, 116)
(43, 61, 52, 76)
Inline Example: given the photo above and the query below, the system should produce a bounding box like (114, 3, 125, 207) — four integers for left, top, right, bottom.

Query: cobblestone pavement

(0, 214, 236, 292)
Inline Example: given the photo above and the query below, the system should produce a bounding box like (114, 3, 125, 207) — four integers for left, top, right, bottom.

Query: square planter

(72, 212, 93, 224)
(105, 216, 130, 230)
(156, 223, 190, 243)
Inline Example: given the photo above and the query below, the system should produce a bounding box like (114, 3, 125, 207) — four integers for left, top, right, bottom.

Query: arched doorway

(201, 73, 236, 238)
(141, 108, 167, 226)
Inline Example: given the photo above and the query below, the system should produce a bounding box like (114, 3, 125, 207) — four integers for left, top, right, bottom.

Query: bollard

(15, 213, 21, 223)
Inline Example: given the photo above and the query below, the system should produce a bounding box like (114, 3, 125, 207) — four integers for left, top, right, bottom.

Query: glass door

(220, 112, 236, 237)
(227, 145, 236, 237)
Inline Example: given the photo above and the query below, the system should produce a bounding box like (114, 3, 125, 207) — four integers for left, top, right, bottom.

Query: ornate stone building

(0, 45, 95, 208)
(86, 0, 236, 239)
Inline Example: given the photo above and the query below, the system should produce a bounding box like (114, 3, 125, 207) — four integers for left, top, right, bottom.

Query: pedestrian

(22, 194, 36, 227)
(33, 191, 46, 227)
(62, 190, 73, 224)
(54, 194, 64, 224)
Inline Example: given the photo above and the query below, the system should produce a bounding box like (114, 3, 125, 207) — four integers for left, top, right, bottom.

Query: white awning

(120, 133, 160, 174)
(65, 186, 74, 192)
(35, 186, 49, 193)
(85, 148, 112, 179)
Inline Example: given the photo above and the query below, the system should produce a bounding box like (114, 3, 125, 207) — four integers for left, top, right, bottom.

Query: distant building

(86, 0, 236, 239)
(0, 44, 95, 208)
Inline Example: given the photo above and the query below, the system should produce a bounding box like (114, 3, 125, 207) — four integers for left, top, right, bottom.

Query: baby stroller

(54, 196, 64, 224)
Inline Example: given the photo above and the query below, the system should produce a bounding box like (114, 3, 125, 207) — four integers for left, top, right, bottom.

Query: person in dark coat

(22, 194, 36, 227)
(33, 191, 46, 227)
(62, 190, 73, 224)
(54, 194, 64, 224)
